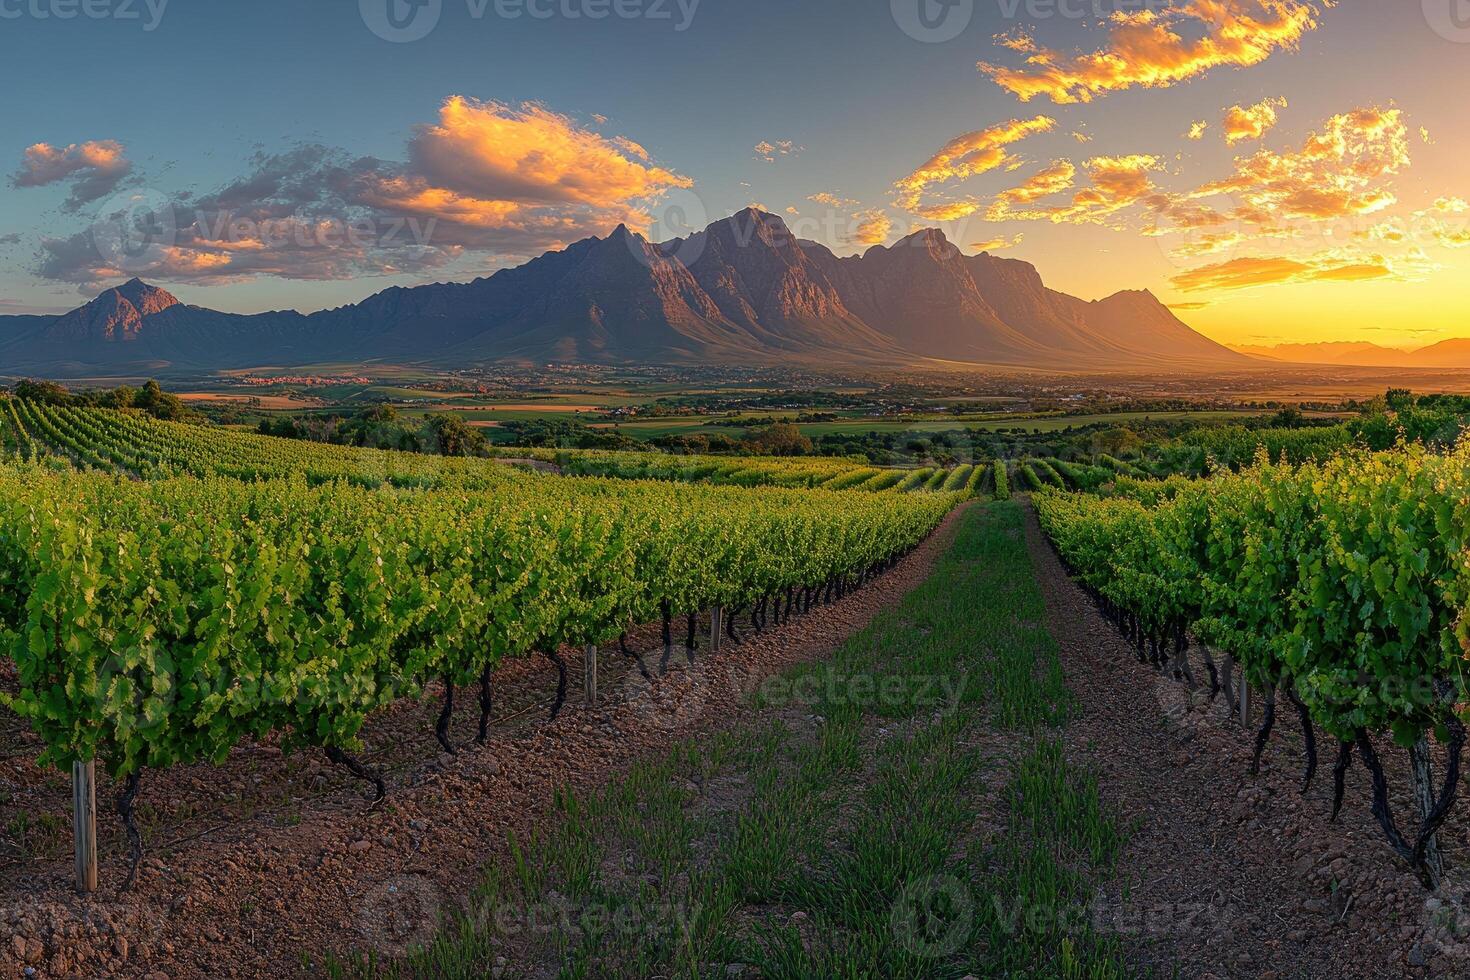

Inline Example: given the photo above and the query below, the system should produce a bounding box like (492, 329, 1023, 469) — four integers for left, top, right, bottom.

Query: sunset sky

(2, 0, 1466, 349)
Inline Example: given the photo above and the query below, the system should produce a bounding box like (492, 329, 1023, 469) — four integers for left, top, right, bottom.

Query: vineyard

(1036, 445, 1470, 887)
(5, 389, 1465, 967)
(0, 399, 963, 888)
(0, 398, 990, 498)
(505, 446, 1000, 495)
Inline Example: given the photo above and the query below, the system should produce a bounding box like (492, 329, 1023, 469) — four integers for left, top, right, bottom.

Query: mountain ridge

(0, 208, 1252, 376)
(1230, 340, 1470, 369)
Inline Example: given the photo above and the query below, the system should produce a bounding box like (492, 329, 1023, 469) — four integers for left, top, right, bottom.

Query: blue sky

(2, 0, 1467, 346)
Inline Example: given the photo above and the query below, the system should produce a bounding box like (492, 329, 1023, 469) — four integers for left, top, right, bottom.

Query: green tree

(101, 385, 137, 409)
(135, 379, 186, 420)
(1386, 388, 1416, 412)
(744, 422, 814, 457)
(13, 379, 72, 404)
(421, 414, 487, 457)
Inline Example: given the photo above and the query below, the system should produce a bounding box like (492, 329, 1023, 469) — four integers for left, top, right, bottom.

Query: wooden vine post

(584, 644, 598, 706)
(73, 760, 97, 894)
(709, 607, 723, 655)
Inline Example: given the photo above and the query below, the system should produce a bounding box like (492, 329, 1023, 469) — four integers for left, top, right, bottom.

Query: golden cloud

(1170, 252, 1394, 292)
(914, 201, 983, 221)
(1360, 200, 1470, 251)
(894, 115, 1056, 212)
(1170, 232, 1246, 260)
(853, 210, 892, 245)
(995, 160, 1076, 206)
(12, 138, 133, 210)
(981, 1, 1332, 105)
(988, 155, 1161, 225)
(359, 176, 527, 229)
(1188, 106, 1408, 225)
(408, 96, 691, 210)
(1223, 97, 1288, 144)
(1396, 216, 1470, 250)
(970, 234, 1024, 251)
(1149, 199, 1233, 231)
(1186, 120, 1209, 141)
(1358, 219, 1408, 244)
(809, 191, 858, 208)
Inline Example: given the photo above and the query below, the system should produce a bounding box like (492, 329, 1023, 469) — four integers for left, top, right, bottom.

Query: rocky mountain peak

(41, 278, 182, 343)
(114, 278, 182, 316)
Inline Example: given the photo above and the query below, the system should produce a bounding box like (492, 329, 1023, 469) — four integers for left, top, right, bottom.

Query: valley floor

(2, 502, 1467, 978)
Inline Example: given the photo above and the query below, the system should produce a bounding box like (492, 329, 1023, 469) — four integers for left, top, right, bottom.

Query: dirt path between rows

(0, 505, 970, 980)
(1018, 498, 1470, 980)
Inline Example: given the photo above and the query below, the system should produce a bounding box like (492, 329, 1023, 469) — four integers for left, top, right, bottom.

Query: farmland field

(2, 394, 1470, 978)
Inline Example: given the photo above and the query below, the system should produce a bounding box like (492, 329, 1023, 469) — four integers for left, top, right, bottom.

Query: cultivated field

(0, 394, 1467, 978)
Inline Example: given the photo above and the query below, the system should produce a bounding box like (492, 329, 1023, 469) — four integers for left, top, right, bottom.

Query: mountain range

(1229, 340, 1470, 369)
(0, 208, 1252, 376)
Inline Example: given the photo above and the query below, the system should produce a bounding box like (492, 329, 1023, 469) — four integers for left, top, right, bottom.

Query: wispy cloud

(754, 139, 800, 163)
(970, 233, 1023, 251)
(809, 191, 858, 208)
(894, 115, 1056, 214)
(981, 1, 1333, 104)
(1170, 252, 1397, 292)
(993, 160, 1075, 207)
(988, 155, 1161, 226)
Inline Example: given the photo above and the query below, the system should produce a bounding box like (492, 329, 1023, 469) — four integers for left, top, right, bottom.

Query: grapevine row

(0, 432, 959, 883)
(1035, 446, 1470, 886)
(6, 401, 970, 495)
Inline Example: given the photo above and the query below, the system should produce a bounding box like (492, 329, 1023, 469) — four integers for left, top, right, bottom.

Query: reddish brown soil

(1019, 499, 1470, 980)
(0, 507, 969, 979)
